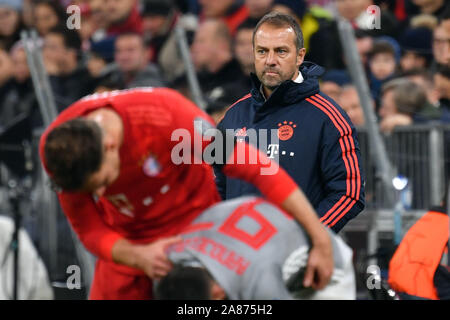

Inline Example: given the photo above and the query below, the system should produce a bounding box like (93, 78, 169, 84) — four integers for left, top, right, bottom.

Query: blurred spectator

(245, 0, 273, 19)
(432, 22, 450, 66)
(105, 0, 142, 36)
(33, 0, 68, 37)
(198, 0, 249, 36)
(368, 41, 399, 104)
(0, 0, 25, 51)
(308, 0, 398, 69)
(379, 78, 436, 133)
(92, 70, 125, 93)
(355, 29, 374, 68)
(43, 26, 94, 110)
(339, 85, 368, 127)
(0, 49, 13, 91)
(140, 0, 191, 84)
(112, 32, 165, 88)
(434, 64, 450, 114)
(84, 0, 110, 41)
(21, 0, 33, 27)
(272, 0, 306, 25)
(408, 0, 449, 17)
(409, 13, 438, 30)
(399, 27, 433, 72)
(320, 69, 351, 102)
(205, 83, 244, 124)
(402, 68, 440, 106)
(141, 0, 176, 56)
(334, 0, 399, 38)
(296, 4, 334, 65)
(432, 7, 450, 66)
(0, 43, 38, 129)
(189, 19, 246, 95)
(233, 18, 257, 93)
(86, 37, 115, 78)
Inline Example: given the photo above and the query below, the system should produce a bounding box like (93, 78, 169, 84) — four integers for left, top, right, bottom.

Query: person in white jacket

(0, 215, 53, 300)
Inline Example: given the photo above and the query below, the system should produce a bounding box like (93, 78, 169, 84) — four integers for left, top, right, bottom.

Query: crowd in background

(0, 0, 450, 135)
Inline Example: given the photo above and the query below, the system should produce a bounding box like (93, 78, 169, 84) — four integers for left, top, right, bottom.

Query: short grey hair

(252, 11, 304, 50)
(382, 78, 427, 115)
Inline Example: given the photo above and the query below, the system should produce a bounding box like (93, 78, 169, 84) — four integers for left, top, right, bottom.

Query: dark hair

(236, 18, 259, 33)
(436, 63, 450, 80)
(368, 41, 396, 60)
(252, 12, 304, 50)
(155, 266, 213, 300)
(438, 5, 450, 24)
(115, 32, 146, 48)
(44, 118, 103, 191)
(400, 68, 432, 81)
(34, 0, 69, 25)
(48, 25, 82, 52)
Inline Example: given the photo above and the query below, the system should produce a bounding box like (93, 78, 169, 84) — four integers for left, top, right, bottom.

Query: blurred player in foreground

(39, 88, 333, 299)
(156, 196, 355, 300)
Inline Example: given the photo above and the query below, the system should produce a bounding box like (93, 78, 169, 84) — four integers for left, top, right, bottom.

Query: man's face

(191, 22, 219, 72)
(43, 33, 67, 69)
(400, 52, 427, 72)
(434, 73, 450, 100)
(254, 24, 305, 92)
(245, 0, 273, 18)
(115, 35, 148, 73)
(11, 48, 30, 83)
(198, 0, 234, 18)
(234, 28, 255, 74)
(433, 23, 450, 66)
(0, 7, 19, 36)
(83, 141, 121, 198)
(320, 82, 342, 102)
(379, 89, 397, 119)
(105, 0, 134, 24)
(339, 87, 365, 127)
(356, 36, 373, 66)
(143, 14, 167, 38)
(34, 3, 59, 36)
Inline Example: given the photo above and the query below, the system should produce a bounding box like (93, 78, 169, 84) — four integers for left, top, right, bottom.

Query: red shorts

(89, 259, 153, 300)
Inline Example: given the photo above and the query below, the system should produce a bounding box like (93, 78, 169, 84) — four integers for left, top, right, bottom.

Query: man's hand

(112, 236, 182, 280)
(280, 188, 334, 290)
(303, 238, 334, 290)
(134, 237, 183, 280)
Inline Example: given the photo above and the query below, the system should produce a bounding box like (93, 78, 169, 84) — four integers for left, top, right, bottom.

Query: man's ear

(210, 281, 226, 300)
(297, 48, 306, 67)
(103, 135, 117, 151)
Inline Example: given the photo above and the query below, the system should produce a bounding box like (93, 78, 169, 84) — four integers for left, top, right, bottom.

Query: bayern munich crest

(143, 155, 161, 177)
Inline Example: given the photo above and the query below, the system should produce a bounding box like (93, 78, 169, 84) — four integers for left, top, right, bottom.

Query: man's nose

(94, 186, 106, 198)
(265, 51, 276, 66)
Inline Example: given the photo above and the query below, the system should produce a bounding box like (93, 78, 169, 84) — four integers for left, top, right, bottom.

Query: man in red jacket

(39, 87, 333, 299)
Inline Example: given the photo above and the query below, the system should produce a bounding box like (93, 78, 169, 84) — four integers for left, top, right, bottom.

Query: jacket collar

(250, 62, 325, 117)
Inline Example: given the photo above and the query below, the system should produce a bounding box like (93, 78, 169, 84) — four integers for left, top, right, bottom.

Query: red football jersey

(39, 88, 297, 266)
